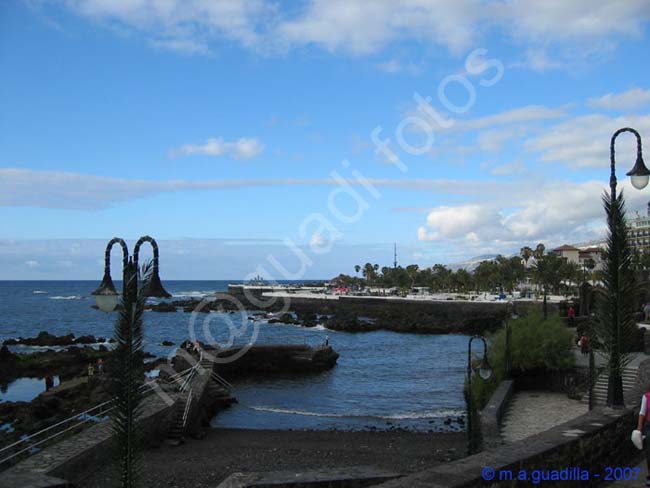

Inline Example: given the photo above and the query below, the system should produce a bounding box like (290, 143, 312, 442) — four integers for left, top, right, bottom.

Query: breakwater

(226, 289, 557, 334)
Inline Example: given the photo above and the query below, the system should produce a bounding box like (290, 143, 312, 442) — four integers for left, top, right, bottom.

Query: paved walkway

(500, 391, 588, 443)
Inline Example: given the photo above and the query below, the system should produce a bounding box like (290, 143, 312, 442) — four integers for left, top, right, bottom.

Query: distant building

(578, 247, 604, 271)
(627, 203, 650, 255)
(552, 244, 580, 264)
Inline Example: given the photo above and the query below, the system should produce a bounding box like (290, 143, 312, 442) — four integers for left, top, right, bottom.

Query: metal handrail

(209, 371, 233, 391)
(0, 350, 205, 468)
(0, 379, 157, 468)
(181, 388, 193, 429)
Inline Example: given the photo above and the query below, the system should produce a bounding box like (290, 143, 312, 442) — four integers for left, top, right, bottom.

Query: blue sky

(1, 0, 650, 280)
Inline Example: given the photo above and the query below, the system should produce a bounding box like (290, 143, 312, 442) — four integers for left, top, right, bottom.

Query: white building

(627, 204, 650, 255)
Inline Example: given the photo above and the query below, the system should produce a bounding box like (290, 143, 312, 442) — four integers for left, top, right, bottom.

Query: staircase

(582, 365, 638, 406)
(166, 389, 192, 446)
(166, 352, 236, 445)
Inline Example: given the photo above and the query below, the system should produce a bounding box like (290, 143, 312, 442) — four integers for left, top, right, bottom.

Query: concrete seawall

(228, 289, 558, 334)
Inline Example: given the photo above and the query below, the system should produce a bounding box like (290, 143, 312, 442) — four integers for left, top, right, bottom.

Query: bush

(469, 309, 575, 410)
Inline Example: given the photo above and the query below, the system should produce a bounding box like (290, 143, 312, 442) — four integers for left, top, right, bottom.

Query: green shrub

(469, 309, 575, 410)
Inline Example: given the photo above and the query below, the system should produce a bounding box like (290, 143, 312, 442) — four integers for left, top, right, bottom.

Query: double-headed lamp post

(467, 335, 492, 454)
(92, 236, 171, 312)
(608, 128, 648, 408)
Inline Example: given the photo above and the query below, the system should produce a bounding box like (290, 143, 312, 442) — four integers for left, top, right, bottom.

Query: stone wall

(480, 380, 514, 450)
(376, 359, 650, 488)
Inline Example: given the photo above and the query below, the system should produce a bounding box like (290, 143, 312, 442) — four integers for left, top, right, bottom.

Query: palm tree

(583, 257, 596, 284)
(532, 253, 563, 320)
(520, 246, 533, 266)
(593, 190, 640, 408)
(406, 264, 419, 287)
(354, 265, 361, 277)
(533, 243, 546, 260)
(110, 261, 153, 487)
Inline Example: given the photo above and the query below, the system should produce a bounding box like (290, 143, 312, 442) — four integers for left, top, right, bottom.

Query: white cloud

(25, 260, 39, 268)
(170, 137, 265, 160)
(56, 0, 650, 61)
(309, 232, 330, 250)
(149, 38, 211, 55)
(418, 179, 650, 251)
(490, 0, 650, 43)
(588, 87, 650, 111)
(525, 114, 650, 168)
(461, 106, 567, 131)
(0, 168, 508, 210)
(477, 129, 517, 152)
(276, 0, 479, 55)
(376, 59, 422, 75)
(65, 0, 274, 51)
(418, 204, 502, 241)
(511, 49, 563, 72)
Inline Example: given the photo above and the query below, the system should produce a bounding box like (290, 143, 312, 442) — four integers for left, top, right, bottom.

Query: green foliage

(468, 309, 575, 411)
(334, 240, 583, 295)
(593, 190, 641, 406)
(109, 261, 153, 488)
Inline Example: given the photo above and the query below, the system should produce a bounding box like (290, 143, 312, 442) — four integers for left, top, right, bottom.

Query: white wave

(32, 290, 48, 294)
(248, 406, 348, 418)
(313, 324, 331, 331)
(49, 295, 84, 300)
(171, 290, 218, 298)
(381, 409, 465, 420)
(247, 406, 464, 421)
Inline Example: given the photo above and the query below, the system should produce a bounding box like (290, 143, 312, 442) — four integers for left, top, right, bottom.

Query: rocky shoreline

(0, 332, 167, 447)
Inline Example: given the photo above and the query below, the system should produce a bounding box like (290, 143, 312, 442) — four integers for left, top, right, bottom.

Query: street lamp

(504, 300, 512, 379)
(466, 335, 492, 454)
(607, 127, 648, 408)
(92, 236, 171, 312)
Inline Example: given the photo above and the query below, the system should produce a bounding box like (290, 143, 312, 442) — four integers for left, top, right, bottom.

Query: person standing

(97, 358, 104, 375)
(568, 306, 576, 328)
(579, 334, 589, 356)
(637, 385, 650, 486)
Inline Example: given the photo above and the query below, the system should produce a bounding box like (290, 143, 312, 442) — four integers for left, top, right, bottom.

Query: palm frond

(109, 260, 154, 487)
(593, 189, 641, 405)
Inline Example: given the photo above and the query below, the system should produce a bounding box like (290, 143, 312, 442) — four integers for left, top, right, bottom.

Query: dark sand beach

(82, 428, 466, 487)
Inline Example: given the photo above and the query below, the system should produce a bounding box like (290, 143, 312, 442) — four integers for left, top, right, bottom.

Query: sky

(1, 0, 650, 280)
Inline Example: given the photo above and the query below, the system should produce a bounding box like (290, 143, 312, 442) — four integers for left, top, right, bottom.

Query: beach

(82, 428, 466, 487)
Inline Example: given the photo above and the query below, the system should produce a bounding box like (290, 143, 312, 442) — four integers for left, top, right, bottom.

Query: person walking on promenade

(636, 385, 650, 486)
(578, 334, 589, 356)
(568, 306, 576, 328)
(97, 358, 104, 375)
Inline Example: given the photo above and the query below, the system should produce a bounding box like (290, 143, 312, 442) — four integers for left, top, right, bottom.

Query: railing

(0, 379, 157, 469)
(209, 370, 233, 392)
(181, 388, 193, 429)
(0, 350, 205, 469)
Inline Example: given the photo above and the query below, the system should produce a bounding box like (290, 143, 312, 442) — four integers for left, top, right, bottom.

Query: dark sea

(0, 281, 468, 432)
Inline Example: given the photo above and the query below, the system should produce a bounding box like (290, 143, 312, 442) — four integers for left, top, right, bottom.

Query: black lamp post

(607, 128, 648, 408)
(466, 335, 492, 454)
(504, 300, 512, 379)
(91, 236, 171, 312)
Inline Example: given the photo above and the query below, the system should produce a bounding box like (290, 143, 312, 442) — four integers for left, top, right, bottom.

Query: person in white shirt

(637, 388, 650, 486)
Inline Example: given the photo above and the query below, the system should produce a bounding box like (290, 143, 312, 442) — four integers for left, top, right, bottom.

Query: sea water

(0, 281, 467, 431)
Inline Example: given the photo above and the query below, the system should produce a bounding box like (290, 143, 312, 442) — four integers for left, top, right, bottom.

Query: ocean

(0, 281, 468, 432)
